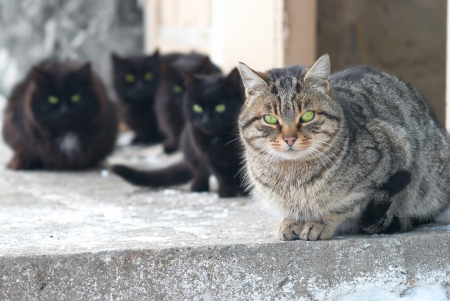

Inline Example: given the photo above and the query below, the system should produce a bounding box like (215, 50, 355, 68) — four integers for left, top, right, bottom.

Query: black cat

(112, 50, 181, 144)
(112, 68, 246, 197)
(2, 61, 118, 170)
(155, 53, 221, 153)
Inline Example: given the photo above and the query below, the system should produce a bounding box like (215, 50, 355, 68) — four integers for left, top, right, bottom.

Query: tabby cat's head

(183, 68, 244, 135)
(29, 62, 102, 127)
(112, 50, 161, 101)
(238, 54, 343, 161)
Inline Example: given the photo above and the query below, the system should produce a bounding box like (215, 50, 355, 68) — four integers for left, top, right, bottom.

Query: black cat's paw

(131, 137, 143, 145)
(7, 153, 42, 170)
(132, 134, 163, 145)
(191, 181, 209, 193)
(163, 145, 178, 154)
(218, 186, 237, 198)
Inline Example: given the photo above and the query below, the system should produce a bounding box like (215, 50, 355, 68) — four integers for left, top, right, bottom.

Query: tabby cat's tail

(111, 162, 193, 187)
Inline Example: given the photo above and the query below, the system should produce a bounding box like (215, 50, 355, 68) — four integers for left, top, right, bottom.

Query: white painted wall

(145, 0, 316, 73)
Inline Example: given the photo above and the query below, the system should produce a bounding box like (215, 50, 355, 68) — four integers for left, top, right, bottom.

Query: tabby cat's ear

(304, 54, 330, 89)
(238, 62, 267, 97)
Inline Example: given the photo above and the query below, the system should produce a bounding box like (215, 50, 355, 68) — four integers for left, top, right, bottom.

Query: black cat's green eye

(125, 74, 135, 82)
(301, 111, 315, 122)
(48, 96, 59, 104)
(193, 104, 203, 113)
(71, 94, 80, 102)
(144, 72, 153, 81)
(215, 104, 226, 113)
(173, 85, 182, 93)
(264, 115, 278, 125)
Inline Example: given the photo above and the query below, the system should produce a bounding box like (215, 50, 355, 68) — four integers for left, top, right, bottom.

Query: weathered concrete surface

(0, 105, 450, 300)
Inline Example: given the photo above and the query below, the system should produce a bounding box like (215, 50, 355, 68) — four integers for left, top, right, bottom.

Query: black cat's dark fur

(2, 61, 118, 170)
(112, 50, 182, 144)
(155, 53, 221, 153)
(112, 68, 246, 197)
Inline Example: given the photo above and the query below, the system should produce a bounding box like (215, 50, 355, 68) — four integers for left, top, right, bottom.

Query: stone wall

(0, 0, 144, 97)
(318, 0, 446, 126)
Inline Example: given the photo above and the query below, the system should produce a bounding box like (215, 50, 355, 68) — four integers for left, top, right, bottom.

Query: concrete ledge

(1, 229, 450, 300)
(0, 132, 449, 300)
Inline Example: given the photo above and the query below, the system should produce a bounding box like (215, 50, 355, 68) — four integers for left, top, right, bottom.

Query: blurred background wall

(146, 0, 446, 126)
(317, 0, 446, 126)
(0, 0, 446, 126)
(0, 0, 145, 97)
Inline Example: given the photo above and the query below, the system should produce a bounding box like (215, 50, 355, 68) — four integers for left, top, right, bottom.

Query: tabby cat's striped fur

(238, 54, 450, 240)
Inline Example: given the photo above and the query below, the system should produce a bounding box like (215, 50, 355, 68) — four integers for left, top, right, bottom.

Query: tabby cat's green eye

(48, 96, 59, 104)
(193, 104, 203, 113)
(301, 111, 315, 122)
(71, 94, 80, 102)
(173, 85, 183, 93)
(264, 115, 278, 125)
(125, 74, 135, 82)
(215, 104, 226, 113)
(144, 72, 153, 81)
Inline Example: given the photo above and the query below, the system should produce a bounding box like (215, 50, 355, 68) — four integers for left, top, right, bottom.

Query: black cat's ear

(111, 52, 126, 71)
(304, 54, 330, 90)
(145, 49, 160, 67)
(77, 62, 91, 78)
(159, 60, 175, 77)
(182, 72, 198, 91)
(151, 49, 160, 58)
(238, 62, 267, 98)
(224, 67, 243, 91)
(111, 52, 122, 63)
(198, 56, 214, 73)
(31, 67, 51, 86)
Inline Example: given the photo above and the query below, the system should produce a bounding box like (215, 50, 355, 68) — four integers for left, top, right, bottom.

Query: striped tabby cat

(238, 54, 450, 240)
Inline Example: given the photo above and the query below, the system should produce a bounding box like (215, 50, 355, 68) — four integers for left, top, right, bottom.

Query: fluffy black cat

(155, 53, 221, 153)
(3, 61, 118, 170)
(112, 68, 246, 197)
(112, 50, 181, 144)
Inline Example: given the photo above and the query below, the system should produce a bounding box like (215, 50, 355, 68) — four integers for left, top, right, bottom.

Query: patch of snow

(336, 284, 448, 301)
(116, 131, 134, 147)
(101, 169, 109, 177)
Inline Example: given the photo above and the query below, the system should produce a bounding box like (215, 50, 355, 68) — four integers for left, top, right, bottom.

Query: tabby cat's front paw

(299, 222, 333, 241)
(275, 220, 304, 241)
(275, 221, 334, 241)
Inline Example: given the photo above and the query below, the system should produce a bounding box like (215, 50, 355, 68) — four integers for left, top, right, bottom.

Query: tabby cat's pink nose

(284, 136, 297, 146)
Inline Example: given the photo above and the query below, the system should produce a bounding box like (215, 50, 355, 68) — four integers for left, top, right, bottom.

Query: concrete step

(0, 130, 449, 300)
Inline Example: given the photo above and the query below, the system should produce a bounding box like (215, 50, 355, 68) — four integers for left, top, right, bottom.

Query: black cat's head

(160, 54, 221, 105)
(183, 68, 244, 135)
(29, 62, 102, 127)
(112, 50, 161, 102)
